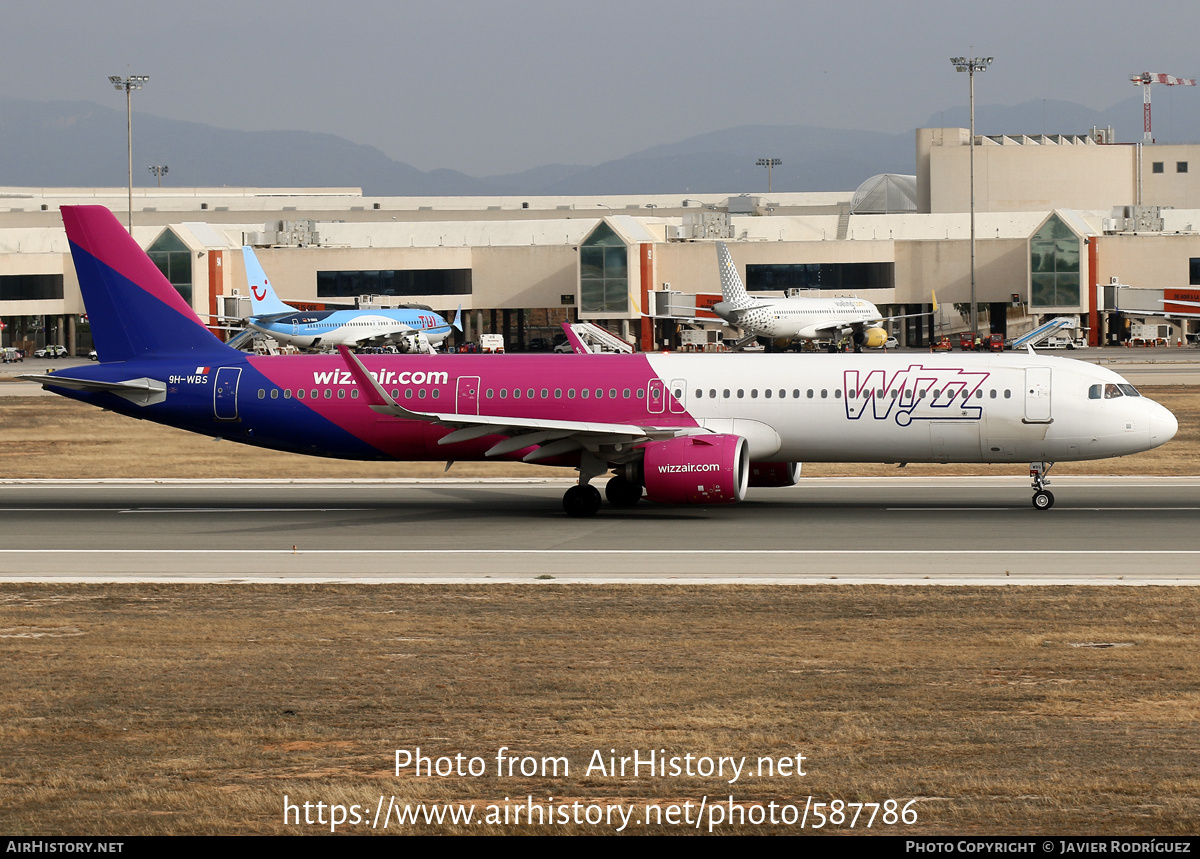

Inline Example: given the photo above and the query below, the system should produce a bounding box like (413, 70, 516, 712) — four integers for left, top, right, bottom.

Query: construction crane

(1130, 72, 1195, 142)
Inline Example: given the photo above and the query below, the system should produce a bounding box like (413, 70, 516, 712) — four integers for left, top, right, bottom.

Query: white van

(480, 334, 505, 354)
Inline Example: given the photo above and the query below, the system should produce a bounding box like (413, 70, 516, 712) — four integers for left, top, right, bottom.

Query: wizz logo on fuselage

(844, 366, 990, 426)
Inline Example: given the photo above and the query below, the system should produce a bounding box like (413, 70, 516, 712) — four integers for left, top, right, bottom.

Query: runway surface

(4, 477, 1199, 584)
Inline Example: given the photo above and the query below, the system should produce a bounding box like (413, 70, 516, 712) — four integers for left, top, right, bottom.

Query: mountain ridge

(1, 94, 1193, 196)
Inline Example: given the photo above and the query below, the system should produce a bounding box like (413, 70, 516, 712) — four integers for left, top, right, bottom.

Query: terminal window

(1178, 162, 1189, 173)
(746, 262, 894, 292)
(147, 229, 193, 305)
(580, 222, 629, 314)
(1152, 162, 1165, 173)
(317, 269, 471, 298)
(1030, 214, 1080, 308)
(0, 274, 63, 301)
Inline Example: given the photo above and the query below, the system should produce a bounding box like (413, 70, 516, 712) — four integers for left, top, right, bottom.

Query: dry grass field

(1, 388, 1198, 835)
(1, 385, 1197, 479)
(1, 585, 1198, 835)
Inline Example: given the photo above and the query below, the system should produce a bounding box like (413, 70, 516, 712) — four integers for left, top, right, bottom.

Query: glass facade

(746, 262, 893, 292)
(147, 230, 193, 305)
(1030, 214, 1080, 308)
(0, 275, 63, 301)
(580, 222, 628, 314)
(318, 269, 471, 298)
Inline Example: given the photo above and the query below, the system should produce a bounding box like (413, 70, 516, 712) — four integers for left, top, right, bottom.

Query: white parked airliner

(711, 241, 928, 351)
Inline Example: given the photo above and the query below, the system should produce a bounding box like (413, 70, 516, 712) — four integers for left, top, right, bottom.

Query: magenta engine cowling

(641, 434, 749, 505)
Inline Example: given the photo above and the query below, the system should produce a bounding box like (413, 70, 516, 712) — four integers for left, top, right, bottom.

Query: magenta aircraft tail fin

(61, 206, 237, 363)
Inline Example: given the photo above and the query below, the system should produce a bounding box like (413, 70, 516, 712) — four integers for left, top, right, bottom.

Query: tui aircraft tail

(62, 206, 238, 363)
(242, 246, 297, 317)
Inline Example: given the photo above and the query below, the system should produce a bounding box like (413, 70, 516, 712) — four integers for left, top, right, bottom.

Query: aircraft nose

(1149, 403, 1178, 448)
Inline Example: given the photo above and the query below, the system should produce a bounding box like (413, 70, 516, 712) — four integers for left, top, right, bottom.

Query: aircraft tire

(563, 485, 602, 517)
(605, 475, 642, 508)
(1032, 490, 1055, 511)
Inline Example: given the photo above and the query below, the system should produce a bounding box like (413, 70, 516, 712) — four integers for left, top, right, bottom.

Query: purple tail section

(61, 206, 235, 363)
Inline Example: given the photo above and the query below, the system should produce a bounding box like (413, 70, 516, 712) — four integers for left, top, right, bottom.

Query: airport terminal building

(3, 126, 1200, 354)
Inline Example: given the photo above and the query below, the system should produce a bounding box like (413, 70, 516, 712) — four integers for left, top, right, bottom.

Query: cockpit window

(1091, 382, 1140, 399)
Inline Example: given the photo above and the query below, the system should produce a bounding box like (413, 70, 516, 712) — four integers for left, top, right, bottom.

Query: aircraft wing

(873, 293, 938, 325)
(337, 347, 684, 461)
(809, 321, 854, 336)
(873, 309, 935, 324)
(1159, 298, 1200, 315)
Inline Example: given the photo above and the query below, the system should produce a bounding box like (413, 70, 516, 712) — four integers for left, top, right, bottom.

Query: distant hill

(2, 93, 1194, 197)
(0, 98, 492, 195)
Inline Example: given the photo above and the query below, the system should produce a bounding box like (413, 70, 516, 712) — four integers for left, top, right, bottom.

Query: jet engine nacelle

(748, 461, 801, 487)
(863, 327, 888, 348)
(641, 434, 749, 505)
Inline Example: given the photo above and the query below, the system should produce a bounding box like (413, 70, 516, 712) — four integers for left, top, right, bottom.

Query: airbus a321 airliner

(25, 206, 1177, 516)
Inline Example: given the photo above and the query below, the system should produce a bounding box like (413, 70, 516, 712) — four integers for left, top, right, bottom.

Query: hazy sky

(5, 0, 1199, 175)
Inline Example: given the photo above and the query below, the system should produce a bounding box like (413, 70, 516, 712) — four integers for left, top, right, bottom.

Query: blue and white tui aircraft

(243, 246, 461, 351)
(21, 206, 1178, 516)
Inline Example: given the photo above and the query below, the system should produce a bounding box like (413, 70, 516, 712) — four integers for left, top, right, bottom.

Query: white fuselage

(635, 352, 1174, 464)
(715, 296, 883, 340)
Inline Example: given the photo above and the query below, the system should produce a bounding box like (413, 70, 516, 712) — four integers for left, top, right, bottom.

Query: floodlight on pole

(109, 74, 150, 232)
(756, 157, 782, 193)
(148, 165, 168, 187)
(950, 54, 991, 336)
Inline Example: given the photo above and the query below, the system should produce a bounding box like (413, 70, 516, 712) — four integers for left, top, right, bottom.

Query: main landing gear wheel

(605, 475, 643, 508)
(1032, 490, 1055, 510)
(563, 484, 602, 517)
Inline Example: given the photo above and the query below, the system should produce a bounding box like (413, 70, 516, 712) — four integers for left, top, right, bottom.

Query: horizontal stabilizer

(20, 374, 167, 406)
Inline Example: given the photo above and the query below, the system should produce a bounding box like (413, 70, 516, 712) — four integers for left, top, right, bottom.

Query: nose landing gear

(1030, 461, 1055, 510)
